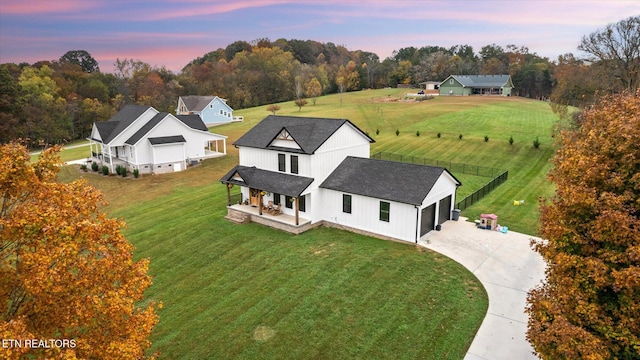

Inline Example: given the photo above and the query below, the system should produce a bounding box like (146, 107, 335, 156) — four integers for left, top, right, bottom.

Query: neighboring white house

(176, 95, 234, 126)
(89, 105, 227, 175)
(220, 115, 461, 243)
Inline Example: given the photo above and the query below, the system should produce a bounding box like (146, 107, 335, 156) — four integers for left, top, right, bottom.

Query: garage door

(438, 195, 452, 225)
(420, 203, 436, 236)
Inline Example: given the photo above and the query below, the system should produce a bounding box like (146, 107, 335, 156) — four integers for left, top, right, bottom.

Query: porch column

(258, 191, 263, 215)
(226, 184, 232, 206)
(295, 197, 299, 226)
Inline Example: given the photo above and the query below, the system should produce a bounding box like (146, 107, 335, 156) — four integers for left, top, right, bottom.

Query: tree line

(0, 16, 637, 146)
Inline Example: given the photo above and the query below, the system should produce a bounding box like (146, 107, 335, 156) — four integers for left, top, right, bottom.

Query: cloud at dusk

(1, 0, 638, 73)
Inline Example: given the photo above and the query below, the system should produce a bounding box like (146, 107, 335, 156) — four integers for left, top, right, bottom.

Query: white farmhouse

(89, 105, 226, 175)
(220, 115, 461, 243)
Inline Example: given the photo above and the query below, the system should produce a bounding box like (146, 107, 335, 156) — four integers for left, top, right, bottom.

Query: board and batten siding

(239, 147, 312, 177)
(414, 172, 459, 239)
(318, 190, 419, 243)
(108, 108, 159, 147)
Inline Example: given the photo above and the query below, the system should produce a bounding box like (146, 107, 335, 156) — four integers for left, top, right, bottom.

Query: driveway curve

(418, 217, 546, 360)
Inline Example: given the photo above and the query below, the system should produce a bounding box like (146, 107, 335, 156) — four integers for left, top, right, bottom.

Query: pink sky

(1, 0, 638, 73)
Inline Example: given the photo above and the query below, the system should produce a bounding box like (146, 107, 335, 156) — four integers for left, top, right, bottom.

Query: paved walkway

(418, 217, 546, 360)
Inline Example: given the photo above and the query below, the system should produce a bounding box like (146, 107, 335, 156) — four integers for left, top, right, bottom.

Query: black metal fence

(371, 151, 504, 178)
(455, 170, 508, 211)
(370, 151, 508, 211)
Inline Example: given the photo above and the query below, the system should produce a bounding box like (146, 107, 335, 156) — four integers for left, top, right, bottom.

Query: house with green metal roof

(438, 75, 514, 96)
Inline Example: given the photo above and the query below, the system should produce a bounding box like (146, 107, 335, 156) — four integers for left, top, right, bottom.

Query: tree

(294, 98, 307, 111)
(0, 143, 159, 359)
(305, 77, 322, 105)
(60, 50, 100, 73)
(578, 16, 640, 91)
(266, 104, 280, 115)
(527, 91, 640, 359)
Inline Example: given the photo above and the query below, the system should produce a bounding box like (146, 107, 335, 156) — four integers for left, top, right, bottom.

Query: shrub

(416, 130, 420, 137)
(80, 164, 88, 172)
(375, 128, 380, 135)
(115, 165, 124, 176)
(395, 129, 400, 136)
(91, 162, 99, 172)
(509, 136, 514, 145)
(437, 132, 441, 138)
(533, 136, 540, 148)
(484, 135, 489, 142)
(101, 165, 109, 176)
(121, 168, 127, 177)
(459, 134, 463, 140)
(133, 169, 139, 178)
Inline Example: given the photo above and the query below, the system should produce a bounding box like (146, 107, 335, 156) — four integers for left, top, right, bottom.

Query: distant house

(438, 75, 513, 96)
(89, 105, 226, 175)
(419, 81, 440, 90)
(176, 95, 234, 126)
(220, 115, 461, 243)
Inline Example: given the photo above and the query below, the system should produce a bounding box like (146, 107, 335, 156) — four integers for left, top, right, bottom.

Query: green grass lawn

(56, 89, 560, 358)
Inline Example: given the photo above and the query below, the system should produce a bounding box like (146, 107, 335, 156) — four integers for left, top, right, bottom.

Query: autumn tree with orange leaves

(527, 92, 640, 359)
(0, 142, 159, 359)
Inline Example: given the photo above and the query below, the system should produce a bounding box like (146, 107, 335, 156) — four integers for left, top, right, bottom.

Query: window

(274, 193, 281, 205)
(299, 195, 306, 212)
(291, 155, 298, 174)
(278, 153, 285, 172)
(285, 195, 293, 209)
(343, 194, 352, 214)
(379, 201, 390, 222)
(450, 79, 454, 84)
(220, 109, 223, 114)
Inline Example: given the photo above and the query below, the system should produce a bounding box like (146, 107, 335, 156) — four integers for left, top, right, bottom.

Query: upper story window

(290, 155, 298, 174)
(278, 153, 286, 172)
(450, 79, 454, 84)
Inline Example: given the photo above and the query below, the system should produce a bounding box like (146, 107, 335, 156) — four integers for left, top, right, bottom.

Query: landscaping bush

(91, 162, 99, 172)
(121, 168, 127, 177)
(459, 134, 463, 140)
(101, 165, 109, 176)
(437, 132, 441, 138)
(80, 164, 88, 172)
(133, 169, 139, 178)
(416, 130, 420, 137)
(375, 128, 380, 135)
(509, 136, 514, 145)
(484, 135, 489, 142)
(115, 165, 124, 176)
(395, 129, 400, 136)
(533, 136, 540, 148)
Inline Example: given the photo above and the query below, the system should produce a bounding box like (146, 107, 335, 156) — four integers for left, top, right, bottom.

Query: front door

(249, 188, 260, 207)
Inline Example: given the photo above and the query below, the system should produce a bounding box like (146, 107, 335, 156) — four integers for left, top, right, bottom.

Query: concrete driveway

(418, 217, 546, 360)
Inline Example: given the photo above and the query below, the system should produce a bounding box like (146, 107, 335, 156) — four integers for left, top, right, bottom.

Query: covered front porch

(225, 203, 313, 234)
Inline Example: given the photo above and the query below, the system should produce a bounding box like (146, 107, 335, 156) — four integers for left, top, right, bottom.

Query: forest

(0, 15, 638, 146)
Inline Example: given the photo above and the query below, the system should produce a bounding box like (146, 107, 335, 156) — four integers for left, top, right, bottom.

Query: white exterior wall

(318, 190, 419, 243)
(239, 147, 311, 176)
(109, 108, 159, 147)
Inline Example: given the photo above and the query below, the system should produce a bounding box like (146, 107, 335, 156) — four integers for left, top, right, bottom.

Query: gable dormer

(269, 127, 302, 150)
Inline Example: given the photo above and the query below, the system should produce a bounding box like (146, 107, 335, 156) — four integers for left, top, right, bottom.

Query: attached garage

(438, 195, 452, 225)
(420, 203, 436, 236)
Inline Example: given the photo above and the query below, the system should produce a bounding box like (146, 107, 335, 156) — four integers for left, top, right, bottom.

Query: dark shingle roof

(443, 75, 512, 88)
(99, 105, 152, 143)
(176, 115, 208, 131)
(148, 135, 186, 145)
(125, 112, 167, 145)
(320, 156, 461, 205)
(180, 96, 217, 111)
(220, 165, 314, 197)
(233, 115, 373, 154)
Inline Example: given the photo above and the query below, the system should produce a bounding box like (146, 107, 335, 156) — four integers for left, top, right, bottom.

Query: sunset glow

(1, 0, 638, 73)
